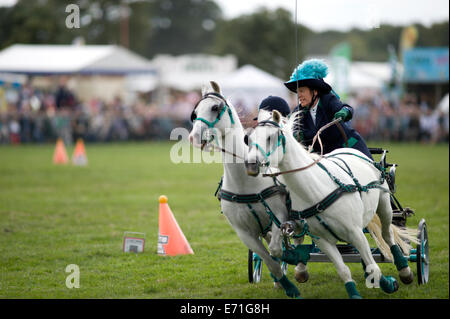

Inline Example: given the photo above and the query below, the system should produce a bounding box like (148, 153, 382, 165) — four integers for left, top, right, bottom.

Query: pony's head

(245, 110, 286, 176)
(188, 81, 237, 149)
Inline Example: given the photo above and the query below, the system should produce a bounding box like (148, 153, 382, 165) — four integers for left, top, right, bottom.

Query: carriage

(248, 147, 429, 286)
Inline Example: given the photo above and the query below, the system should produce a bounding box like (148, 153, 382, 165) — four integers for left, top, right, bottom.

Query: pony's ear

(201, 84, 209, 96)
(210, 81, 221, 94)
(273, 110, 281, 124)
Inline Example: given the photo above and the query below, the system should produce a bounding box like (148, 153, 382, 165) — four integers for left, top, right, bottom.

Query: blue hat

(254, 96, 290, 120)
(284, 59, 332, 94)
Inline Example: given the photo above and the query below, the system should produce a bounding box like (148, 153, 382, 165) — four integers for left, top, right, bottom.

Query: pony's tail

(366, 214, 419, 262)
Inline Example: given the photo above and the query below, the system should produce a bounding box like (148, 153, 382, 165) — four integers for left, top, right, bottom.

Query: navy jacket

(291, 93, 373, 159)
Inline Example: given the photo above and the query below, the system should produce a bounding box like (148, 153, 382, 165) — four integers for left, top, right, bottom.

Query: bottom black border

(1, 298, 448, 317)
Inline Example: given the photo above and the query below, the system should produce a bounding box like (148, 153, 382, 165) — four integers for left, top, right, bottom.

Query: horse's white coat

(189, 83, 291, 281)
(246, 110, 413, 286)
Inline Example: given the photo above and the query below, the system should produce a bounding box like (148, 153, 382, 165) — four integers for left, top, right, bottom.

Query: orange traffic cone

(157, 195, 194, 256)
(72, 138, 88, 166)
(53, 138, 69, 164)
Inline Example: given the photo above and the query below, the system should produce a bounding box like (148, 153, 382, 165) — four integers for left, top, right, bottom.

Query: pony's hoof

(295, 270, 309, 283)
(399, 268, 414, 285)
(289, 290, 301, 298)
(273, 281, 282, 289)
(380, 276, 399, 294)
(392, 279, 399, 292)
(278, 275, 301, 298)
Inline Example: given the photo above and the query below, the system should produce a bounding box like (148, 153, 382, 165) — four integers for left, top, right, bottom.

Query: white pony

(245, 110, 416, 298)
(188, 81, 301, 298)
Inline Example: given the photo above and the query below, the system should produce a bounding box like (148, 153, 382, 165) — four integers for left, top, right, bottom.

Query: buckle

(316, 204, 324, 213)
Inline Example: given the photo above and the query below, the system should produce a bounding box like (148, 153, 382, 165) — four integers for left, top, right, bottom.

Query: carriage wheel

(248, 250, 262, 283)
(248, 249, 254, 283)
(281, 261, 288, 275)
(416, 219, 429, 285)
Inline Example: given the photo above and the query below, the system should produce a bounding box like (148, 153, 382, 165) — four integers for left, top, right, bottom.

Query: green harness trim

(216, 177, 287, 236)
(288, 152, 390, 241)
(195, 103, 235, 128)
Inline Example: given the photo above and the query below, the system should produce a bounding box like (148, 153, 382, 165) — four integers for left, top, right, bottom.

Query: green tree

(0, 0, 69, 48)
(146, 0, 222, 57)
(303, 21, 448, 62)
(0, 0, 154, 55)
(415, 21, 449, 47)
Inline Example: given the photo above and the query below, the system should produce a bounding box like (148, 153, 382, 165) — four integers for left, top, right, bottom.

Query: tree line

(0, 0, 448, 79)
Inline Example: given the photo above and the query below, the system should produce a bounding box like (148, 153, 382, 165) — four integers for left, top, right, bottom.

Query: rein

(262, 118, 345, 178)
(202, 141, 245, 161)
(308, 118, 348, 154)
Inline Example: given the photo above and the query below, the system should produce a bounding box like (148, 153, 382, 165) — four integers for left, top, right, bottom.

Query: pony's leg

(267, 225, 283, 259)
(349, 228, 399, 294)
(280, 220, 309, 283)
(237, 230, 300, 298)
(313, 238, 362, 299)
(293, 236, 309, 283)
(263, 232, 282, 289)
(377, 193, 414, 284)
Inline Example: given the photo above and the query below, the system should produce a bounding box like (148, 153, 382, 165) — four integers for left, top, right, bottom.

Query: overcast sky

(0, 0, 448, 32)
(215, 0, 449, 32)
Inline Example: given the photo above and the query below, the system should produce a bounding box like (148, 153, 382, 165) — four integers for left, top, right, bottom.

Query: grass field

(0, 141, 448, 299)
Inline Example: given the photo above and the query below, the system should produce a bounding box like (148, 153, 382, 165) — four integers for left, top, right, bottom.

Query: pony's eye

(244, 134, 249, 145)
(211, 105, 219, 112)
(190, 111, 197, 122)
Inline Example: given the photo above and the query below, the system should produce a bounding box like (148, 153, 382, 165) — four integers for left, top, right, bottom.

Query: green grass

(0, 141, 448, 299)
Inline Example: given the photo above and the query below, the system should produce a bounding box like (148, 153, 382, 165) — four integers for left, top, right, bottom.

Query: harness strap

(258, 195, 282, 228)
(315, 215, 345, 242)
(216, 179, 288, 235)
(327, 157, 367, 192)
(218, 185, 286, 203)
(326, 152, 386, 180)
(292, 219, 320, 240)
(247, 203, 272, 236)
(290, 187, 352, 219)
(287, 153, 390, 242)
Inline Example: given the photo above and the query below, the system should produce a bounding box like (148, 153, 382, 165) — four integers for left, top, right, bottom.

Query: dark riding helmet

(253, 95, 291, 120)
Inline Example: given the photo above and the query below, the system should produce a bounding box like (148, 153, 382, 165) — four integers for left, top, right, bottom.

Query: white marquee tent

(218, 64, 291, 113)
(151, 54, 237, 91)
(0, 44, 156, 103)
(0, 44, 155, 75)
(326, 61, 392, 92)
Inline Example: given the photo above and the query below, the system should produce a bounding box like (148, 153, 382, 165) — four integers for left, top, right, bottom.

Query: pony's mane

(280, 111, 322, 161)
(258, 109, 289, 126)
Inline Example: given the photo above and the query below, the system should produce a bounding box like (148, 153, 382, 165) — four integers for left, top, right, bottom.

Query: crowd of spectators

(349, 92, 448, 144)
(0, 81, 196, 146)
(0, 81, 448, 146)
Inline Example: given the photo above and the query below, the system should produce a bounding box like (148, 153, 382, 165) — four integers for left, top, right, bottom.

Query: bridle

(191, 92, 235, 127)
(191, 92, 244, 160)
(248, 120, 286, 168)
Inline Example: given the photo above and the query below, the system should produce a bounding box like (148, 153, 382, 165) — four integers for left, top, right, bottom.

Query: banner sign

(403, 47, 449, 83)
